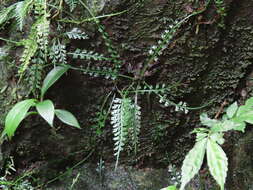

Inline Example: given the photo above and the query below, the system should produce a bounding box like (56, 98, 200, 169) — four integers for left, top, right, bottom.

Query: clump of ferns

(0, 0, 51, 84)
(110, 83, 192, 169)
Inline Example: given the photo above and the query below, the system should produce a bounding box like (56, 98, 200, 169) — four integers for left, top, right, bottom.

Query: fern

(15, 0, 34, 31)
(111, 98, 130, 169)
(64, 0, 78, 12)
(97, 24, 121, 69)
(66, 28, 89, 40)
(0, 4, 16, 27)
(49, 40, 67, 65)
(111, 97, 141, 169)
(129, 102, 141, 152)
(36, 15, 50, 55)
(69, 48, 112, 61)
(18, 32, 38, 78)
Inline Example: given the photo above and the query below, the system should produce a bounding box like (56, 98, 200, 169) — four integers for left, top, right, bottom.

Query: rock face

(227, 130, 253, 190)
(1, 0, 253, 189)
(47, 164, 170, 190)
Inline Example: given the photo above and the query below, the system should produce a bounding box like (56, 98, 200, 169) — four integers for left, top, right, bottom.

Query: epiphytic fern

(111, 97, 141, 169)
(15, 0, 34, 31)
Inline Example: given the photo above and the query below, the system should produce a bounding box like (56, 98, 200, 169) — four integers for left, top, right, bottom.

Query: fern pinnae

(129, 97, 141, 153)
(65, 0, 78, 12)
(111, 98, 129, 170)
(15, 0, 34, 31)
(0, 4, 16, 27)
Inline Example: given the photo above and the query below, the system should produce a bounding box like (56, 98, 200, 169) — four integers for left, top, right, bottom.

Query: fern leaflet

(111, 97, 141, 169)
(111, 98, 130, 169)
(69, 49, 112, 61)
(15, 0, 34, 31)
(64, 0, 78, 12)
(66, 28, 89, 40)
(0, 4, 16, 27)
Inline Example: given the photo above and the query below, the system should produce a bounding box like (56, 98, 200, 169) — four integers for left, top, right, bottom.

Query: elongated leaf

(4, 99, 36, 138)
(207, 139, 228, 190)
(36, 100, 54, 126)
(226, 102, 238, 119)
(231, 118, 246, 132)
(180, 138, 207, 190)
(55, 109, 80, 128)
(41, 66, 69, 99)
(245, 97, 253, 107)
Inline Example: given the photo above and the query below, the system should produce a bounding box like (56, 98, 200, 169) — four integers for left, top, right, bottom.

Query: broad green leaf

(41, 66, 69, 99)
(200, 113, 218, 127)
(230, 118, 246, 132)
(161, 186, 177, 190)
(207, 139, 228, 190)
(36, 100, 55, 126)
(4, 99, 36, 138)
(236, 105, 250, 117)
(235, 105, 253, 124)
(55, 109, 80, 128)
(226, 102, 238, 119)
(196, 132, 208, 142)
(245, 97, 253, 107)
(180, 138, 207, 190)
(211, 120, 234, 133)
(210, 133, 224, 145)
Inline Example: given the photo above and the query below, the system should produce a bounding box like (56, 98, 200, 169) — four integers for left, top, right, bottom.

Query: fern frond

(111, 97, 141, 169)
(129, 102, 141, 152)
(64, 0, 78, 12)
(81, 66, 118, 80)
(49, 40, 67, 65)
(15, 0, 34, 31)
(36, 15, 50, 55)
(69, 49, 112, 61)
(19, 38, 38, 77)
(111, 98, 132, 169)
(0, 4, 16, 27)
(98, 24, 121, 68)
(66, 28, 89, 40)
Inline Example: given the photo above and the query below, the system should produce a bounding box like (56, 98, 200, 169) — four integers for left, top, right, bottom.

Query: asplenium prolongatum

(2, 66, 80, 139)
(179, 98, 253, 190)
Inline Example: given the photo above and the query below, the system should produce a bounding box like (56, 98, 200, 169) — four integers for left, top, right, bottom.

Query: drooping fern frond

(0, 4, 16, 27)
(25, 51, 44, 97)
(18, 27, 38, 78)
(69, 48, 112, 61)
(111, 98, 130, 169)
(49, 40, 67, 65)
(64, 0, 78, 12)
(36, 15, 50, 55)
(15, 0, 34, 31)
(111, 97, 141, 169)
(66, 28, 89, 40)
